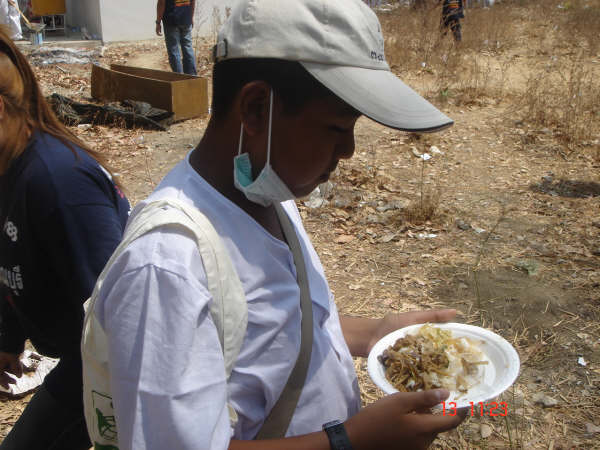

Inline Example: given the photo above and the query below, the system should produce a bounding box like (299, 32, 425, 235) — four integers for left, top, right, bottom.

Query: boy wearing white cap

(83, 1, 464, 449)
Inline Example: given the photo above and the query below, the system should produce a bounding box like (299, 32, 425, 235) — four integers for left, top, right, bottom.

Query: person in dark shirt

(0, 27, 130, 449)
(439, 0, 464, 42)
(155, 0, 197, 75)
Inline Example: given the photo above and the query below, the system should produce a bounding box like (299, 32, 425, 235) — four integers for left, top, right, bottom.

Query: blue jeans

(163, 24, 197, 75)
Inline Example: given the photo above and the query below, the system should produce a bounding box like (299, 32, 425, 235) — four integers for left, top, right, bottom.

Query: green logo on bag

(94, 442, 119, 450)
(92, 391, 118, 441)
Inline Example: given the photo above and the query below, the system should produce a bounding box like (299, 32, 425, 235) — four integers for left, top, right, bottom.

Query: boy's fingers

(400, 309, 457, 327)
(416, 408, 468, 434)
(392, 389, 450, 414)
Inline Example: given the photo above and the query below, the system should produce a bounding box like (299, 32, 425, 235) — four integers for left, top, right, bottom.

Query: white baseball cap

(213, 0, 453, 132)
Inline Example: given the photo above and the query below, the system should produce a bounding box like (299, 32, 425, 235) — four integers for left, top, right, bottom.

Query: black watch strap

(322, 420, 353, 450)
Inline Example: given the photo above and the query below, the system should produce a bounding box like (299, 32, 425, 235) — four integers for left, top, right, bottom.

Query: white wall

(62, 0, 236, 43)
(193, 0, 237, 41)
(98, 0, 156, 42)
(98, 0, 236, 43)
(65, 0, 102, 39)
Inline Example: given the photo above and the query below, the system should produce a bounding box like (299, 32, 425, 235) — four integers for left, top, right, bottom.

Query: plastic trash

(0, 350, 59, 396)
(28, 47, 102, 66)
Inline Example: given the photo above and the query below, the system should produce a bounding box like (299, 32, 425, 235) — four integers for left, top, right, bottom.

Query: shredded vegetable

(378, 324, 487, 394)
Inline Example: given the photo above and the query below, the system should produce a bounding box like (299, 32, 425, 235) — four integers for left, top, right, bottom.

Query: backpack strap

(124, 199, 248, 378)
(124, 199, 248, 425)
(254, 204, 314, 439)
(82, 197, 247, 446)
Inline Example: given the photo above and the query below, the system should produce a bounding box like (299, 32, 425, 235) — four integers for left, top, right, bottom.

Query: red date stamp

(441, 401, 509, 417)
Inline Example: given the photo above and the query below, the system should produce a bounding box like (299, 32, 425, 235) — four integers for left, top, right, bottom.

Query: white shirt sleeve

(97, 228, 232, 450)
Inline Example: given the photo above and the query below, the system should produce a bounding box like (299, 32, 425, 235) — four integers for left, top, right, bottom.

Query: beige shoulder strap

(82, 198, 247, 449)
(126, 199, 248, 377)
(254, 204, 314, 439)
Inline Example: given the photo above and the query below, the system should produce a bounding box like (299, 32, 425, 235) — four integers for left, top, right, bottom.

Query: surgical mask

(233, 90, 295, 207)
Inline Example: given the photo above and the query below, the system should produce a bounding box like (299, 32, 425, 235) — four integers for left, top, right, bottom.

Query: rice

(378, 324, 488, 394)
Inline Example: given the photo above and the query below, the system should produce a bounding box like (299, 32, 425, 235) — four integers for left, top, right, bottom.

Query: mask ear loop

(237, 122, 244, 156)
(266, 89, 273, 164)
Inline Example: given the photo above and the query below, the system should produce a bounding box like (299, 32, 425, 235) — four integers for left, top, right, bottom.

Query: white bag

(81, 198, 248, 449)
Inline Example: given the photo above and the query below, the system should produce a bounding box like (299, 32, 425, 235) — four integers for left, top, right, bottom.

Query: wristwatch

(322, 420, 353, 450)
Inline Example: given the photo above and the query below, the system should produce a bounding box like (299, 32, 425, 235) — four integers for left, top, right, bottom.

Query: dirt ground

(2, 2, 599, 449)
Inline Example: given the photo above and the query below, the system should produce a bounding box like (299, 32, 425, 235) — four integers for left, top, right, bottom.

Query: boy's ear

(238, 81, 272, 137)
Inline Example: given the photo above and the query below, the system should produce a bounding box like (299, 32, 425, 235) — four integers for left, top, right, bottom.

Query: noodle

(378, 324, 487, 394)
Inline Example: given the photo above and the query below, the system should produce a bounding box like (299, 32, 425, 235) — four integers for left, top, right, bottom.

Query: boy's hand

(155, 21, 162, 36)
(0, 352, 23, 390)
(366, 309, 456, 354)
(340, 309, 457, 357)
(345, 389, 466, 449)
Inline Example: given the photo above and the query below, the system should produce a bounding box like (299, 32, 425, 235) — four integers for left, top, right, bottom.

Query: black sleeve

(0, 297, 27, 354)
(30, 167, 125, 310)
(49, 203, 124, 306)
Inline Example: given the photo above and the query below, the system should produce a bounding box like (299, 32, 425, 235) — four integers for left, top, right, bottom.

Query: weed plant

(381, 0, 599, 152)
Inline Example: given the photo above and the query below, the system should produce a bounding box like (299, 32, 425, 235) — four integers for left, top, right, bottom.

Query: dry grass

(518, 55, 600, 150)
(348, 2, 600, 449)
(401, 192, 441, 224)
(383, 0, 600, 150)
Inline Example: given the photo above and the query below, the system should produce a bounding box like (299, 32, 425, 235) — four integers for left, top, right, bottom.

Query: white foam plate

(367, 323, 520, 408)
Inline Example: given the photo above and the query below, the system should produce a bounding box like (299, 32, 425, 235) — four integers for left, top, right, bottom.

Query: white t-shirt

(94, 154, 361, 450)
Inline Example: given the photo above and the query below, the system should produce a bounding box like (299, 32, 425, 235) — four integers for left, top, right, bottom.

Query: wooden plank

(110, 64, 196, 82)
(91, 64, 208, 121)
(91, 64, 173, 114)
(172, 78, 209, 119)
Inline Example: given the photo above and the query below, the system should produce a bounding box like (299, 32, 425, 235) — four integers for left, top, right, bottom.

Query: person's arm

(339, 309, 457, 358)
(227, 308, 462, 448)
(101, 229, 234, 450)
(191, 0, 196, 27)
(30, 181, 126, 313)
(229, 432, 329, 449)
(228, 388, 463, 450)
(156, 0, 165, 35)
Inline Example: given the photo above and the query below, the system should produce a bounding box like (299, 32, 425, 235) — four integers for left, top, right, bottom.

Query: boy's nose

(337, 133, 355, 160)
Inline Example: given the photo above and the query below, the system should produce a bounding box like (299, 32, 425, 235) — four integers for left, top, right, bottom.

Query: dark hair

(0, 26, 114, 180)
(211, 58, 335, 120)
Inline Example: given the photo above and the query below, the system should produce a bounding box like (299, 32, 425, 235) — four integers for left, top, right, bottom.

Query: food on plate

(378, 324, 488, 394)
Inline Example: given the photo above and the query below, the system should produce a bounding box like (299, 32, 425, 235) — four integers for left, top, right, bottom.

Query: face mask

(233, 89, 295, 207)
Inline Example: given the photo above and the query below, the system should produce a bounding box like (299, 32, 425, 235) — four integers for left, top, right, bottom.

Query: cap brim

(301, 62, 453, 133)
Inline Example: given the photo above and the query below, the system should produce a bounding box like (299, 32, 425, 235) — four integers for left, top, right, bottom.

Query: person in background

(155, 0, 197, 75)
(439, 0, 464, 42)
(0, 27, 130, 450)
